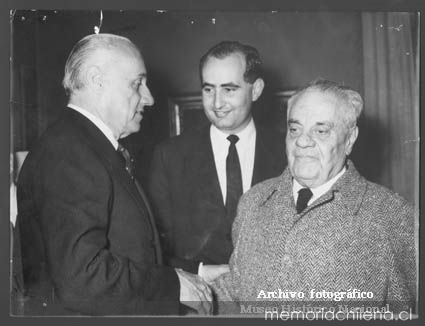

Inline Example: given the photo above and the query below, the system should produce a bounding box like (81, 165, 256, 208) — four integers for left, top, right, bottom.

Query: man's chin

(121, 126, 141, 138)
(211, 120, 232, 132)
(292, 166, 320, 185)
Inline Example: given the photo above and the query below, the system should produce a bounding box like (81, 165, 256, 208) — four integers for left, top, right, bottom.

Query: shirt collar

(68, 103, 119, 150)
(210, 118, 256, 145)
(293, 166, 347, 201)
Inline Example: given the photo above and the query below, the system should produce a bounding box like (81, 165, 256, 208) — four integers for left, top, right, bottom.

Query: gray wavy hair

(62, 33, 137, 96)
(288, 79, 363, 129)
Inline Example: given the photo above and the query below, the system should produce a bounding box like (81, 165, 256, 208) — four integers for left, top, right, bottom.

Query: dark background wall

(11, 10, 363, 146)
(11, 10, 366, 183)
(18, 10, 422, 203)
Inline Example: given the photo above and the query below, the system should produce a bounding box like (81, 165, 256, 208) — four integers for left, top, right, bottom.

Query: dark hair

(199, 41, 262, 84)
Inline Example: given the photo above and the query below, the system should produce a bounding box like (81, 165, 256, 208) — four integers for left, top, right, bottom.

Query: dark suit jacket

(16, 108, 180, 315)
(148, 124, 286, 273)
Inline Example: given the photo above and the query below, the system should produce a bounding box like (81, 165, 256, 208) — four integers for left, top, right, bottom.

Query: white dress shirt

(68, 103, 118, 150)
(210, 118, 256, 204)
(292, 167, 347, 206)
(199, 119, 256, 276)
(10, 182, 17, 227)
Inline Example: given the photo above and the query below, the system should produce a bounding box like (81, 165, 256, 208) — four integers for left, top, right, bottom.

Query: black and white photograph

(8, 7, 420, 319)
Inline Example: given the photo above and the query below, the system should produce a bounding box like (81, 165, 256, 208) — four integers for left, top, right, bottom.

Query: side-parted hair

(62, 33, 138, 96)
(199, 40, 262, 84)
(288, 78, 364, 128)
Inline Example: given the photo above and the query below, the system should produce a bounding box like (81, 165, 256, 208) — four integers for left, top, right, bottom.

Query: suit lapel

(251, 127, 284, 186)
(65, 108, 147, 216)
(113, 150, 163, 264)
(188, 127, 225, 211)
(65, 108, 164, 264)
(133, 179, 163, 265)
(110, 155, 149, 216)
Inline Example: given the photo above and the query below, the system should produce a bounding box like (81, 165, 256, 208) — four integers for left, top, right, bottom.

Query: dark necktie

(225, 135, 243, 219)
(117, 144, 163, 265)
(117, 144, 135, 179)
(296, 187, 313, 214)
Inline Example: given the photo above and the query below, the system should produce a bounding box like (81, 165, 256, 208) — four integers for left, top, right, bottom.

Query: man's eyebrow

(221, 83, 240, 88)
(136, 73, 147, 79)
(287, 118, 301, 124)
(201, 82, 240, 88)
(315, 121, 334, 127)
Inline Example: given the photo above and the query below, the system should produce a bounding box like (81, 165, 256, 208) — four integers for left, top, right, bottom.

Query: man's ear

(345, 126, 359, 156)
(85, 65, 103, 90)
(251, 78, 265, 102)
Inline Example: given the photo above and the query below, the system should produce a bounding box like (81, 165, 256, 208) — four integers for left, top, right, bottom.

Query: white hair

(62, 33, 139, 96)
(288, 79, 363, 128)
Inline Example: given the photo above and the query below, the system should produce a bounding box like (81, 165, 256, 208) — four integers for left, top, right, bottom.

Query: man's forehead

(204, 52, 246, 71)
(290, 91, 340, 114)
(288, 90, 348, 126)
(202, 53, 247, 86)
(115, 47, 143, 63)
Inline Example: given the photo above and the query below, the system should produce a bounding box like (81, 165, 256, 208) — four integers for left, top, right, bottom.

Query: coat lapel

(65, 108, 147, 216)
(292, 160, 367, 220)
(188, 127, 225, 211)
(109, 153, 148, 216)
(251, 127, 286, 186)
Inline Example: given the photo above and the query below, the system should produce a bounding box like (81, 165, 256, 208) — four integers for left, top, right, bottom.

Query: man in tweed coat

(213, 79, 417, 315)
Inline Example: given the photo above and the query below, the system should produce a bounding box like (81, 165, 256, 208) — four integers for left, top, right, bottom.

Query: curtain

(359, 12, 419, 207)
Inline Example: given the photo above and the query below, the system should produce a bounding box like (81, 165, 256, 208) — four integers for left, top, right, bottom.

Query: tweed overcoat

(213, 161, 416, 314)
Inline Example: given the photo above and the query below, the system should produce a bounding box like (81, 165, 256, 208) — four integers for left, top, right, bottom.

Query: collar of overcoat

(260, 159, 368, 217)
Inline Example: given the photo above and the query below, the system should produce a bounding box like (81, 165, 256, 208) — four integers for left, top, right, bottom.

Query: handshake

(175, 264, 229, 315)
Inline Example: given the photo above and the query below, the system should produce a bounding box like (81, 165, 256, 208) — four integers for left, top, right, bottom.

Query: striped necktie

(117, 144, 163, 265)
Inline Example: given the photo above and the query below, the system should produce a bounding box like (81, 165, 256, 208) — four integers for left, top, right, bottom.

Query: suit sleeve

(148, 145, 200, 273)
(28, 143, 180, 315)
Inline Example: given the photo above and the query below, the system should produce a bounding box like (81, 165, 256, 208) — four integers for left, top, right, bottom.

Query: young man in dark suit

(15, 33, 212, 316)
(148, 41, 286, 283)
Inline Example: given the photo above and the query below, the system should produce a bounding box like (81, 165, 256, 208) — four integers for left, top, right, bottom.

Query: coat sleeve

(211, 191, 253, 315)
(19, 142, 180, 315)
(384, 199, 417, 313)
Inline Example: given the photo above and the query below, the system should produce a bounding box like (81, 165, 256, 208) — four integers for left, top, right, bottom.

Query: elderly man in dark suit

(15, 33, 212, 316)
(148, 41, 286, 283)
(213, 79, 417, 315)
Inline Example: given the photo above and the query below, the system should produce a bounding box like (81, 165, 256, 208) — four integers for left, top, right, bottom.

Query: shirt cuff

(198, 262, 204, 278)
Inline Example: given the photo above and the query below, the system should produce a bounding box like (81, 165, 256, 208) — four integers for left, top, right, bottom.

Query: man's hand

(199, 264, 230, 284)
(175, 268, 213, 315)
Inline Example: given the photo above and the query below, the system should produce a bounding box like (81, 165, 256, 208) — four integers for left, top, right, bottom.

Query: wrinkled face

(201, 53, 263, 134)
(286, 90, 358, 188)
(100, 48, 154, 139)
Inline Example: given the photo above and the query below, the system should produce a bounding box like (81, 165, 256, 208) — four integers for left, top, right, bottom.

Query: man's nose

(140, 85, 155, 107)
(214, 90, 224, 109)
(295, 132, 315, 147)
